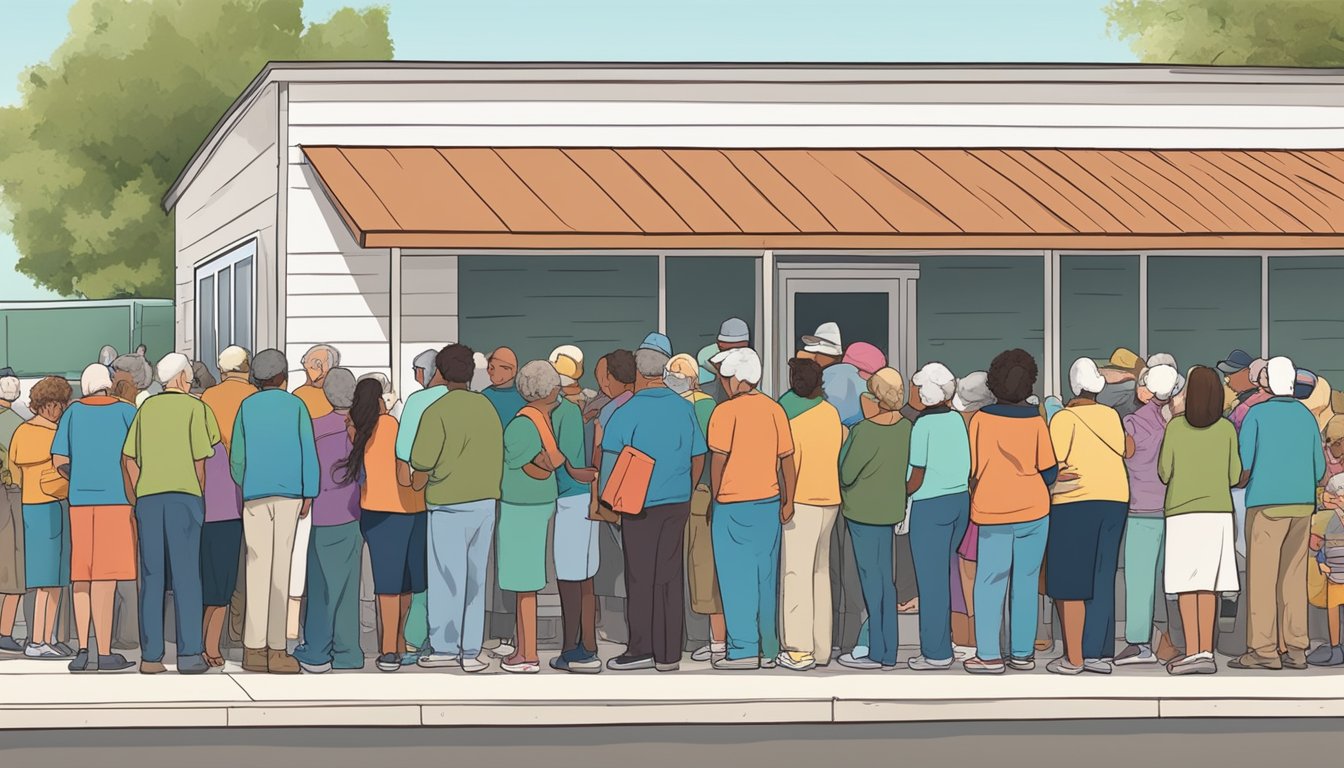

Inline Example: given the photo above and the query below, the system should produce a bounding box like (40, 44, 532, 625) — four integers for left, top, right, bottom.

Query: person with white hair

(1044, 357, 1129, 676)
(0, 367, 25, 653)
(704, 347, 792, 670)
(904, 362, 971, 671)
(297, 344, 341, 419)
(120, 353, 217, 675)
(1230, 355, 1327, 671)
(949, 369, 992, 662)
(601, 344, 708, 672)
(48, 364, 138, 672)
(1113, 361, 1182, 669)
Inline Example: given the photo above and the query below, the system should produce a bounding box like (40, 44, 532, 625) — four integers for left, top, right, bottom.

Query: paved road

(4, 720, 1339, 767)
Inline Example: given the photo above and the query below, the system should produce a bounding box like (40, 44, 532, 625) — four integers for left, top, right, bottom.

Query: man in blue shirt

(230, 348, 318, 675)
(601, 345, 707, 672)
(1231, 356, 1327, 671)
(482, 347, 525, 426)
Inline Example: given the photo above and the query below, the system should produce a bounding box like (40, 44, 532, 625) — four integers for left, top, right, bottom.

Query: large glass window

(665, 256, 757, 355)
(1270, 255, 1344, 383)
(1147, 256, 1260, 372)
(458, 255, 658, 388)
(195, 239, 257, 379)
(1059, 255, 1139, 395)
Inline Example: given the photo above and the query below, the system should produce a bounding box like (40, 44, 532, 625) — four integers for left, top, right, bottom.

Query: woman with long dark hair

(340, 378, 425, 672)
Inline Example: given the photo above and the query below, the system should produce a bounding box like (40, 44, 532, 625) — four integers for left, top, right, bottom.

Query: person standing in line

(589, 349, 638, 648)
(963, 350, 1057, 675)
(776, 358, 843, 672)
(1157, 366, 1242, 675)
(411, 345, 504, 674)
(482, 346, 524, 659)
(1114, 362, 1182, 667)
(835, 368, 909, 670)
(678, 349, 727, 663)
(121, 355, 215, 675)
(706, 348, 792, 671)
(198, 346, 256, 668)
(51, 364, 138, 673)
(295, 344, 339, 420)
(11, 377, 74, 660)
(905, 362, 971, 671)
(395, 348, 444, 665)
(339, 378, 426, 673)
(1231, 356, 1326, 671)
(699, 318, 752, 404)
(230, 349, 317, 674)
(949, 372, 995, 662)
(1096, 348, 1144, 419)
(0, 370, 25, 654)
(1044, 358, 1129, 676)
(548, 349, 602, 674)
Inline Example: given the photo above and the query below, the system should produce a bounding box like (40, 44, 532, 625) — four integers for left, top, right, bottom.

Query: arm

(51, 411, 71, 479)
(195, 458, 207, 495)
(1038, 419, 1060, 486)
(839, 428, 874, 488)
(1123, 417, 1137, 459)
(299, 410, 319, 502)
(1227, 425, 1244, 488)
(1157, 432, 1174, 485)
(779, 456, 797, 524)
(906, 466, 926, 497)
(710, 451, 727, 500)
(906, 419, 927, 497)
(1236, 414, 1257, 489)
(1048, 412, 1073, 473)
(691, 454, 706, 489)
(229, 409, 246, 486)
(122, 455, 140, 504)
(53, 456, 71, 479)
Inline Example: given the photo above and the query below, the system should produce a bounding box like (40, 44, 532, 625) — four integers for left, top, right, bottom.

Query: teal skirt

(497, 501, 555, 593)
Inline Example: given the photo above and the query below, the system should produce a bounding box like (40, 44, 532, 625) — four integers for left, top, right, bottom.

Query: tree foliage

(1106, 0, 1344, 66)
(0, 0, 393, 299)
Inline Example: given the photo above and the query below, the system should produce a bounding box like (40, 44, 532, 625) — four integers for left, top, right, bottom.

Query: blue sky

(0, 0, 1136, 300)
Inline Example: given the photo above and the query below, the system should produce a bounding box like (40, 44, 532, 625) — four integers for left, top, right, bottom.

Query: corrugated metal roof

(303, 146, 1344, 249)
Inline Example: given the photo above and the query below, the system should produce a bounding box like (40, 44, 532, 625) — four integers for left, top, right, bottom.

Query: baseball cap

(695, 344, 718, 385)
(709, 348, 762, 386)
(639, 332, 673, 358)
(717, 317, 750, 344)
(801, 322, 843, 357)
(842, 342, 885, 377)
(548, 345, 584, 385)
(1217, 349, 1255, 375)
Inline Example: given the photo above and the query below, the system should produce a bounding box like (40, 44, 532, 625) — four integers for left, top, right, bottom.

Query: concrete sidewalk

(3, 645, 1343, 729)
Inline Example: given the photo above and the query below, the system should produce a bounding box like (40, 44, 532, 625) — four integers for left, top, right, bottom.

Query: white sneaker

(1083, 657, 1113, 675)
(907, 655, 953, 671)
(460, 655, 490, 673)
(776, 652, 817, 671)
(501, 658, 540, 674)
(487, 642, 516, 659)
(953, 645, 976, 662)
(24, 643, 61, 659)
(836, 652, 882, 670)
(1114, 644, 1158, 666)
(417, 653, 460, 669)
(690, 643, 726, 662)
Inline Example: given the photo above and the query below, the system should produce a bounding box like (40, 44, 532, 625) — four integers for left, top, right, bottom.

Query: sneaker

(606, 654, 655, 671)
(836, 652, 882, 670)
(952, 645, 976, 662)
(376, 652, 401, 672)
(461, 655, 490, 674)
(690, 642, 726, 662)
(51, 642, 76, 657)
(1006, 656, 1036, 671)
(759, 656, 777, 669)
(1308, 644, 1344, 667)
(400, 644, 428, 667)
(962, 656, 1005, 675)
(1168, 652, 1217, 675)
(97, 653, 135, 672)
(299, 660, 331, 674)
(1082, 658, 1113, 675)
(712, 656, 761, 671)
(487, 642, 516, 659)
(177, 654, 209, 675)
(908, 655, 953, 671)
(24, 643, 61, 659)
(1228, 653, 1281, 671)
(501, 657, 540, 674)
(566, 650, 603, 674)
(0, 635, 23, 654)
(655, 661, 680, 672)
(777, 652, 816, 671)
(418, 653, 461, 669)
(1114, 644, 1158, 666)
(67, 649, 92, 673)
(1046, 657, 1084, 676)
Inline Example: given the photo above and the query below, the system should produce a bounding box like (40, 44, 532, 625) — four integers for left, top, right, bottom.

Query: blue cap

(639, 332, 673, 357)
(695, 344, 718, 385)
(1217, 349, 1254, 374)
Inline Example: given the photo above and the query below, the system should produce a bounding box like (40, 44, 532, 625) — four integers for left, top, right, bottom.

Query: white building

(165, 63, 1344, 395)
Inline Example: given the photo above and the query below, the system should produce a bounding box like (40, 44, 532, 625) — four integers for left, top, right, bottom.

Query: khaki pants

(780, 503, 840, 663)
(685, 485, 721, 615)
(242, 496, 303, 651)
(1245, 506, 1310, 658)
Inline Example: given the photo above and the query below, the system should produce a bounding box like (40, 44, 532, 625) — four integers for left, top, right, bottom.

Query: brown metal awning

(302, 146, 1344, 249)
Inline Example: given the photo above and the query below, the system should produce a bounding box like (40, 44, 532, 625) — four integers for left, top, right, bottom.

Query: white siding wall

(174, 83, 280, 361)
(400, 254, 458, 396)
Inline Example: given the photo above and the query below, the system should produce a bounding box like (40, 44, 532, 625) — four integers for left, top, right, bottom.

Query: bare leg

(376, 594, 401, 655)
(1057, 599, 1085, 666)
(1333, 605, 1343, 648)
(511, 592, 538, 663)
(1, 593, 18, 636)
(72, 582, 92, 651)
(1177, 593, 1199, 658)
(398, 592, 411, 652)
(203, 605, 226, 665)
(959, 558, 977, 645)
(709, 612, 727, 645)
(579, 579, 598, 653)
(1196, 592, 1216, 655)
(90, 582, 116, 656)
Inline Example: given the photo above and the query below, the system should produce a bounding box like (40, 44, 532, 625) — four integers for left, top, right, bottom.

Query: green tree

(1106, 0, 1344, 66)
(0, 0, 392, 299)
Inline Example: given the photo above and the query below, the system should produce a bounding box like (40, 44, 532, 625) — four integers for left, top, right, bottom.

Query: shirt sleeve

(1048, 411, 1073, 467)
(839, 426, 873, 488)
(409, 406, 444, 473)
(908, 418, 929, 469)
(706, 404, 734, 456)
(1238, 411, 1258, 474)
(1037, 418, 1060, 473)
(774, 405, 794, 459)
(504, 418, 543, 470)
(121, 412, 141, 462)
(1226, 423, 1244, 487)
(689, 407, 708, 457)
(394, 395, 419, 462)
(299, 407, 319, 498)
(1157, 429, 1174, 485)
(51, 409, 72, 459)
(190, 403, 216, 461)
(229, 407, 246, 486)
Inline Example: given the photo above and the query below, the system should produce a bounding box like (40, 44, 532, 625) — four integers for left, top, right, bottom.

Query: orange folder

(601, 445, 655, 515)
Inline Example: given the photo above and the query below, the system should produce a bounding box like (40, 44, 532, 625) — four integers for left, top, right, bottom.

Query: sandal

(205, 654, 225, 668)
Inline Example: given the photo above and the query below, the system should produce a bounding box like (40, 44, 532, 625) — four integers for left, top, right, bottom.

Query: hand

(1322, 562, 1332, 575)
(1311, 533, 1325, 551)
(1057, 472, 1080, 483)
(780, 500, 795, 524)
(534, 451, 556, 472)
(568, 465, 598, 484)
(300, 499, 312, 519)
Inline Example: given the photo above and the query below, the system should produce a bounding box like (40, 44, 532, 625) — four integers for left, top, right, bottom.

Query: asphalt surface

(4, 720, 1341, 768)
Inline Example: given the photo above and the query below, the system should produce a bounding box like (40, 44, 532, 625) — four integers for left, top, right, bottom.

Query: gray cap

(718, 317, 750, 344)
(251, 349, 288, 382)
(413, 348, 438, 372)
(324, 368, 357, 409)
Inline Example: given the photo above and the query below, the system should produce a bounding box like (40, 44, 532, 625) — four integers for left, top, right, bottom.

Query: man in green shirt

(409, 345, 505, 674)
(121, 353, 218, 675)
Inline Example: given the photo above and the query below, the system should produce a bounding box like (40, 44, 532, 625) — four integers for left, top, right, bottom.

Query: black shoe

(67, 649, 93, 673)
(98, 653, 135, 672)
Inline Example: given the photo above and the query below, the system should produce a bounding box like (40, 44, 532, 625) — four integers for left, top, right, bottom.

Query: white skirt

(1164, 512, 1239, 594)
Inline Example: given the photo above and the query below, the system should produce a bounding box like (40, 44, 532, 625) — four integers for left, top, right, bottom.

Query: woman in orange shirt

(337, 379, 425, 673)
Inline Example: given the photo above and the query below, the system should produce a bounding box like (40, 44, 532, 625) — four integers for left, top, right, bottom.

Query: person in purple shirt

(1115, 362, 1182, 667)
(294, 369, 364, 673)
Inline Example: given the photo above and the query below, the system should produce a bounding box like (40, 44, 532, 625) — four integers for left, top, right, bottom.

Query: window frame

(194, 236, 258, 378)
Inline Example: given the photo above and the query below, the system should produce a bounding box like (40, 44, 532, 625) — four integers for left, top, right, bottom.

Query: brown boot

(267, 649, 300, 674)
(243, 647, 268, 673)
(140, 659, 166, 675)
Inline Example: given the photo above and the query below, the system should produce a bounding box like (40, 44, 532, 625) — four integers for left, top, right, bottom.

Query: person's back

(968, 405, 1055, 525)
(483, 384, 526, 428)
(551, 398, 588, 499)
(604, 387, 705, 506)
(311, 411, 359, 526)
(230, 388, 317, 501)
(707, 391, 791, 504)
(1049, 402, 1129, 504)
(908, 407, 970, 502)
(1240, 397, 1327, 508)
(394, 384, 448, 463)
(201, 377, 257, 452)
(410, 389, 503, 506)
(54, 397, 136, 506)
(128, 391, 218, 497)
(1159, 416, 1241, 515)
(839, 417, 911, 525)
(1123, 400, 1168, 515)
(361, 414, 423, 513)
(822, 363, 865, 428)
(0, 404, 22, 486)
(782, 396, 843, 507)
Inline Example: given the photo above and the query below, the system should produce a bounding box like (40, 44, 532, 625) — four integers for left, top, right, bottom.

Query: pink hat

(843, 342, 886, 376)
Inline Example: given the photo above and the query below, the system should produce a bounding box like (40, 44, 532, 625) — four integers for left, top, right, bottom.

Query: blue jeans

(712, 497, 781, 661)
(135, 493, 205, 662)
(974, 517, 1049, 662)
(909, 493, 970, 661)
(295, 521, 364, 669)
(848, 520, 898, 666)
(426, 500, 496, 658)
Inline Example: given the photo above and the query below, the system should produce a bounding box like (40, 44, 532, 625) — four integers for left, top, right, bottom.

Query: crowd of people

(0, 316, 1339, 678)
